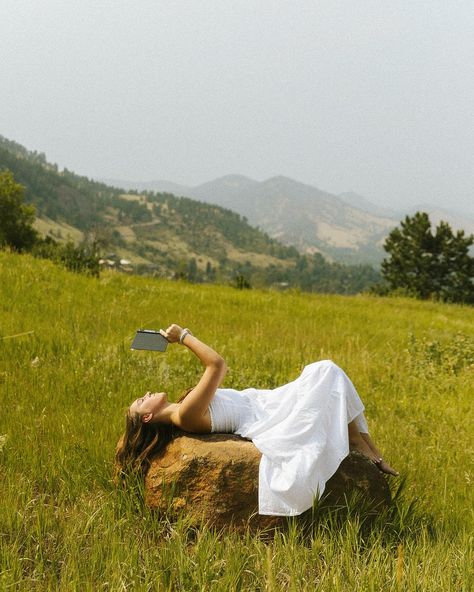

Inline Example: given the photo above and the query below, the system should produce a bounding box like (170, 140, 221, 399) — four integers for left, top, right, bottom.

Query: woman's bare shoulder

(171, 404, 213, 434)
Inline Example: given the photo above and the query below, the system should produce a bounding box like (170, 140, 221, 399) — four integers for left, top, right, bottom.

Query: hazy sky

(2, 1, 474, 213)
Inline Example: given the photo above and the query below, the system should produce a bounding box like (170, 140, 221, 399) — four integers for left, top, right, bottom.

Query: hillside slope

(105, 174, 396, 264)
(0, 135, 296, 271)
(0, 134, 380, 293)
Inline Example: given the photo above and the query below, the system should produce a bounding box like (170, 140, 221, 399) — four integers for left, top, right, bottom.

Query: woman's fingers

(160, 324, 183, 343)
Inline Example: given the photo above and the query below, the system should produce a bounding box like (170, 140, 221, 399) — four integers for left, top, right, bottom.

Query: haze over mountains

(102, 175, 474, 265)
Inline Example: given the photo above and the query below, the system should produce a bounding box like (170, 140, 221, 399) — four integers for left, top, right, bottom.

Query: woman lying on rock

(116, 323, 398, 516)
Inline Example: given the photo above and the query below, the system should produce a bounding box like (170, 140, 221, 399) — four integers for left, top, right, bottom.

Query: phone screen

(131, 329, 168, 352)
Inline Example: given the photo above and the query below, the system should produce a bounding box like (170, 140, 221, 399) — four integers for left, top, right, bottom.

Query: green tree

(205, 260, 215, 281)
(381, 212, 474, 304)
(232, 272, 251, 290)
(186, 257, 198, 282)
(0, 169, 38, 250)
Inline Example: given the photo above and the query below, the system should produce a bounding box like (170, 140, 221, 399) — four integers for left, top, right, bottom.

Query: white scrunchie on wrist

(179, 328, 192, 344)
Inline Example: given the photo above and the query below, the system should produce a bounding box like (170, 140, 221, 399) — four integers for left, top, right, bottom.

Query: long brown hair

(115, 388, 193, 480)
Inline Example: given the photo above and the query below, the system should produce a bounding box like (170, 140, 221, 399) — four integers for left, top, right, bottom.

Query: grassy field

(0, 251, 473, 591)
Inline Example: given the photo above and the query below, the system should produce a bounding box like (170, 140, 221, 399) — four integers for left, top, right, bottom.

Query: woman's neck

(151, 401, 180, 425)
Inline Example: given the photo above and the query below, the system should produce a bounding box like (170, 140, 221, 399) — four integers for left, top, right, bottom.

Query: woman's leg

(348, 421, 399, 475)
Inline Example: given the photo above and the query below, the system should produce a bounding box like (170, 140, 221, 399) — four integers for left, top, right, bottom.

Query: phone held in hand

(131, 329, 168, 352)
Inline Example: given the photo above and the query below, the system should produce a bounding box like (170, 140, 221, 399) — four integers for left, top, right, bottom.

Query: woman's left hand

(160, 324, 184, 344)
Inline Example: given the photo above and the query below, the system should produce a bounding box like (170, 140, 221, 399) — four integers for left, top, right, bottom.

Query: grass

(0, 251, 473, 591)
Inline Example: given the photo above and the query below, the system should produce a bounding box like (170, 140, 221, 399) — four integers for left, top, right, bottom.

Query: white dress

(208, 360, 369, 516)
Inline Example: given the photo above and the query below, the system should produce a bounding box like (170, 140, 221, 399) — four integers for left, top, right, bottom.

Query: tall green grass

(1, 251, 473, 590)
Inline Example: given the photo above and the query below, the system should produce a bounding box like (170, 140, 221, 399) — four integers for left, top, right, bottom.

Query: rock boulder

(143, 433, 391, 531)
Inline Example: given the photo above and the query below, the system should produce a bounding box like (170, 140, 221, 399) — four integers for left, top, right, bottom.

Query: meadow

(0, 251, 473, 591)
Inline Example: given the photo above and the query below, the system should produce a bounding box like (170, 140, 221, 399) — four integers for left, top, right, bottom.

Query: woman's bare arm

(159, 324, 227, 431)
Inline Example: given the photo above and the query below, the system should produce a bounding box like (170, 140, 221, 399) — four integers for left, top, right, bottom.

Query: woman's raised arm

(160, 324, 227, 431)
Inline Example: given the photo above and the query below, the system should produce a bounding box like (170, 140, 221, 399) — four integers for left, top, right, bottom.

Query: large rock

(143, 433, 391, 531)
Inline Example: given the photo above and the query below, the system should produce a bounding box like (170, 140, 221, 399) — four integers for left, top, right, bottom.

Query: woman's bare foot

(359, 431, 399, 476)
(348, 423, 399, 476)
(351, 447, 399, 476)
(349, 439, 399, 476)
(375, 459, 399, 476)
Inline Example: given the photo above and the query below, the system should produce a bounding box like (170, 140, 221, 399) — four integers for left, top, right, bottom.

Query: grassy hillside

(1, 252, 473, 590)
(0, 134, 380, 293)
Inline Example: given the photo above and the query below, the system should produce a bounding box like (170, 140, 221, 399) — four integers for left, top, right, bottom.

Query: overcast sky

(2, 1, 474, 213)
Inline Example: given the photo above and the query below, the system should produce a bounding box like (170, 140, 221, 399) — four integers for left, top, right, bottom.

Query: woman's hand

(160, 324, 184, 344)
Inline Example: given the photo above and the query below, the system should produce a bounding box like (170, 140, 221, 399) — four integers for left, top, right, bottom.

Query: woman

(117, 324, 398, 516)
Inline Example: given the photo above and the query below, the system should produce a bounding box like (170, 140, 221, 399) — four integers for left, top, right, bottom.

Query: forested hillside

(111, 174, 398, 265)
(0, 135, 380, 293)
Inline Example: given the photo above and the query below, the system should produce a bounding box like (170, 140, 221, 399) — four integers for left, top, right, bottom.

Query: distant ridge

(337, 191, 395, 218)
(101, 175, 474, 265)
(101, 178, 191, 196)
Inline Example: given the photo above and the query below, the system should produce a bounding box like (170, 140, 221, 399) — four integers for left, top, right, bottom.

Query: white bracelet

(179, 328, 192, 344)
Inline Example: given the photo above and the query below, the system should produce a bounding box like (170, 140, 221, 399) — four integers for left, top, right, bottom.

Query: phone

(131, 329, 168, 352)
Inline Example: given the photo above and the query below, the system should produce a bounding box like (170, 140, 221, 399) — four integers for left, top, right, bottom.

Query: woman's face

(129, 391, 167, 421)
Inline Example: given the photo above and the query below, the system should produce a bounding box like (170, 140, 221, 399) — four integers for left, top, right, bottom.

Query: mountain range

(103, 175, 474, 265)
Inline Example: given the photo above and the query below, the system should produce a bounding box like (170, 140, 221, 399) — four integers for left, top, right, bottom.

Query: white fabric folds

(208, 360, 368, 516)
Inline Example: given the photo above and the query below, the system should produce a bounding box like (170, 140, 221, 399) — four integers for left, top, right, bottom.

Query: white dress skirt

(208, 360, 369, 516)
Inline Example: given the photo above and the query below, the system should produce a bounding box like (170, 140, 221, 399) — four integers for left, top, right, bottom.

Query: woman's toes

(379, 460, 399, 476)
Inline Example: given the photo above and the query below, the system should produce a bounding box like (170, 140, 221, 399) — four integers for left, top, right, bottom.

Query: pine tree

(381, 212, 474, 304)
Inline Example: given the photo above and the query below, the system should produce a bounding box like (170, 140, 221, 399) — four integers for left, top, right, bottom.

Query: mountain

(104, 175, 396, 264)
(104, 175, 474, 264)
(337, 191, 395, 218)
(0, 134, 380, 294)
